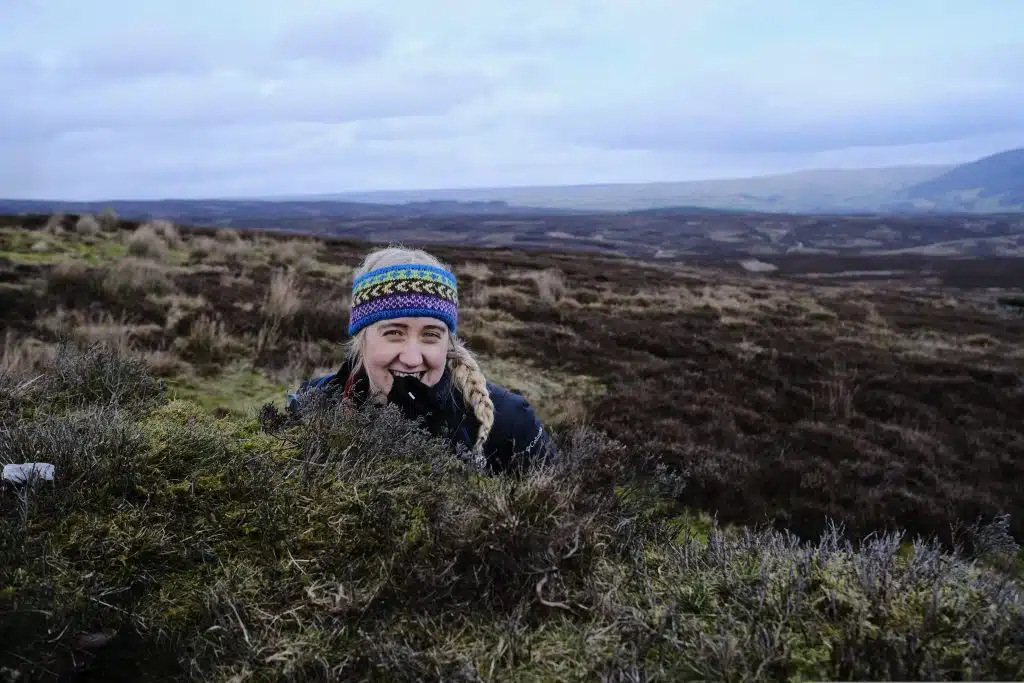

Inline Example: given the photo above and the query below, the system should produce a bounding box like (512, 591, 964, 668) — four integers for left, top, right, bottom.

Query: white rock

(3, 462, 56, 484)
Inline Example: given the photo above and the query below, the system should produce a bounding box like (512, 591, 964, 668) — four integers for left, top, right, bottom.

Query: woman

(287, 246, 556, 475)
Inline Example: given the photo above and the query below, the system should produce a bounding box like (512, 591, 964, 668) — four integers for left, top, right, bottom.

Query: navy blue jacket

(287, 359, 557, 475)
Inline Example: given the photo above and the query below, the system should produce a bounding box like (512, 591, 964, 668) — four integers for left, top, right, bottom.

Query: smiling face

(360, 316, 450, 398)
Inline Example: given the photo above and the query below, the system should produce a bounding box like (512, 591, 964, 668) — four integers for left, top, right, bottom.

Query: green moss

(0, 249, 63, 264)
(165, 364, 289, 417)
(668, 508, 720, 545)
(787, 625, 844, 681)
(405, 504, 428, 546)
(86, 239, 129, 263)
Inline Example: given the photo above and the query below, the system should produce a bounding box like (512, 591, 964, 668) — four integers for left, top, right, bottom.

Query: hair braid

(447, 338, 495, 453)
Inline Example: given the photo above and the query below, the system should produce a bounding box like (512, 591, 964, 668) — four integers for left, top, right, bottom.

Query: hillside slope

(299, 165, 951, 213)
(894, 148, 1024, 212)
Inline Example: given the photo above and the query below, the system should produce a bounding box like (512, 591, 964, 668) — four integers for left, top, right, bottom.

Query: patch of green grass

(165, 363, 290, 416)
(0, 227, 193, 268)
(0, 230, 128, 266)
(479, 354, 606, 429)
(79, 239, 129, 264)
(0, 249, 63, 264)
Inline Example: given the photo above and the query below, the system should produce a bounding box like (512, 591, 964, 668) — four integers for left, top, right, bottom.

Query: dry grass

(171, 314, 238, 370)
(277, 238, 321, 267)
(188, 236, 222, 261)
(456, 262, 493, 282)
(135, 348, 189, 377)
(97, 208, 119, 231)
(126, 223, 171, 260)
(74, 214, 101, 235)
(457, 308, 526, 354)
(69, 312, 139, 351)
(0, 332, 55, 375)
(483, 284, 531, 309)
(266, 339, 348, 386)
(265, 269, 303, 321)
(455, 261, 495, 310)
(43, 214, 65, 236)
(216, 227, 243, 244)
(146, 219, 183, 248)
(103, 257, 176, 297)
(533, 268, 567, 304)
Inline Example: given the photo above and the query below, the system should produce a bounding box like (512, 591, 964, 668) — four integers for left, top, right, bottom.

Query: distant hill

(890, 148, 1024, 212)
(276, 150, 1024, 215)
(282, 165, 951, 214)
(7, 149, 1024, 219)
(0, 198, 593, 224)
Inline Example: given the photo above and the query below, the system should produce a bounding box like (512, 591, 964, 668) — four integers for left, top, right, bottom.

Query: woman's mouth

(390, 370, 425, 381)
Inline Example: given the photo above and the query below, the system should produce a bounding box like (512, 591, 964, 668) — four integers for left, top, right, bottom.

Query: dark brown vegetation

(1, 212, 1024, 680)
(4, 200, 1023, 263)
(2, 212, 1023, 545)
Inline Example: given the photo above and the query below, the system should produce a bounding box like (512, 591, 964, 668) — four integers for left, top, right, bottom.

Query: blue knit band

(348, 263, 459, 336)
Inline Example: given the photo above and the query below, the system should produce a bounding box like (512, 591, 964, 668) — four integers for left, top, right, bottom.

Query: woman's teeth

(390, 370, 424, 380)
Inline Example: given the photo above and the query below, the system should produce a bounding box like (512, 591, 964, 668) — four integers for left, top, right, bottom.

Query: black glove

(386, 374, 448, 437)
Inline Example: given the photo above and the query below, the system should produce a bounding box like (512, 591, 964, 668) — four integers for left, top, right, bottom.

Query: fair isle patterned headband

(348, 263, 459, 336)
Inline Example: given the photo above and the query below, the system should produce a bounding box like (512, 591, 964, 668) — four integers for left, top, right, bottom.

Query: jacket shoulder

(483, 383, 556, 472)
(286, 372, 338, 410)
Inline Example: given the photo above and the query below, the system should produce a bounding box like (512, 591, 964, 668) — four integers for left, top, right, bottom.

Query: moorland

(1, 211, 1023, 681)
(3, 198, 1023, 266)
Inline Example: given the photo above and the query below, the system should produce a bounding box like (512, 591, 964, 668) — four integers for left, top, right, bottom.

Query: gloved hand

(386, 373, 449, 437)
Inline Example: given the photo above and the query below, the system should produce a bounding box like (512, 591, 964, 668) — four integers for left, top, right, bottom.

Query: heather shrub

(0, 341, 166, 414)
(126, 223, 170, 260)
(74, 214, 101, 235)
(1, 343, 1022, 681)
(97, 208, 119, 231)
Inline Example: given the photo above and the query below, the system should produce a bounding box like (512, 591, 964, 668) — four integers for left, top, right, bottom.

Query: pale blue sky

(1, 0, 1022, 199)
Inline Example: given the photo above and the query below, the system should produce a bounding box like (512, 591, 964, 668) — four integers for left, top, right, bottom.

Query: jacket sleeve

(286, 373, 336, 412)
(485, 386, 558, 474)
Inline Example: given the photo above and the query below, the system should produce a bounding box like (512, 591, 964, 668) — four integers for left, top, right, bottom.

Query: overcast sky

(2, 0, 1023, 199)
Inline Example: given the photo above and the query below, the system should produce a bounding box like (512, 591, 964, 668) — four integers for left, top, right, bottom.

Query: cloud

(67, 27, 218, 81)
(11, 67, 495, 136)
(2, 0, 1023, 199)
(274, 9, 391, 66)
(542, 42, 1024, 155)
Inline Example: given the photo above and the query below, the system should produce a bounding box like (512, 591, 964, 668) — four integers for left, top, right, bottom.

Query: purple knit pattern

(350, 294, 458, 330)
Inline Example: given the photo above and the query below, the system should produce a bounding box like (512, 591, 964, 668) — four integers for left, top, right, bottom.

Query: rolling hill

(277, 165, 952, 213)
(5, 148, 1023, 217)
(891, 147, 1024, 212)
(274, 148, 1024, 214)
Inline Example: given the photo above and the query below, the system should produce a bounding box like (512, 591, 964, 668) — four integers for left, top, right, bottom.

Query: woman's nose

(398, 343, 424, 366)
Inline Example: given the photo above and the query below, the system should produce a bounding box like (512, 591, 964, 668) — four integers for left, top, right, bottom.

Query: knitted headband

(348, 263, 459, 336)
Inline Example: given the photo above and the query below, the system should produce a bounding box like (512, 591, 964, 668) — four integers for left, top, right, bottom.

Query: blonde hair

(344, 246, 496, 455)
